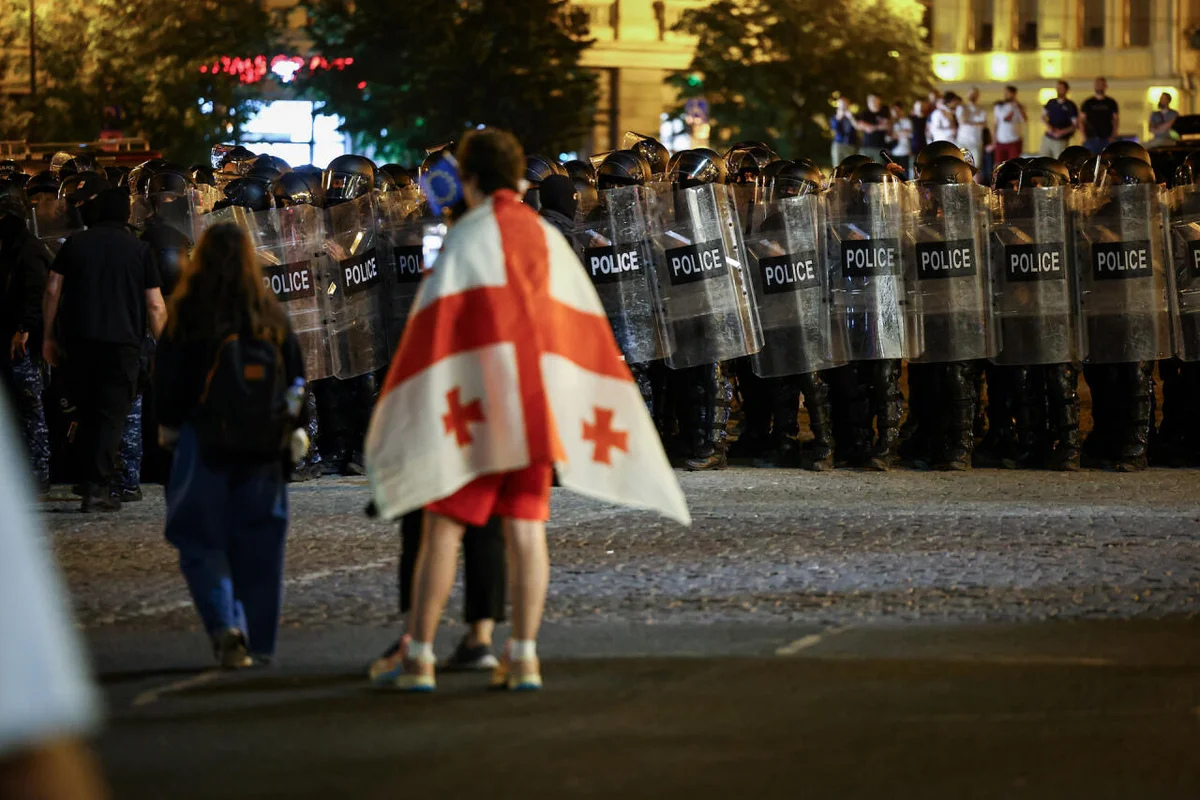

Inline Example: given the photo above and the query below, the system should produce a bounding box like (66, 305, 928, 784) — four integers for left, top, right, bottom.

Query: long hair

(167, 222, 287, 341)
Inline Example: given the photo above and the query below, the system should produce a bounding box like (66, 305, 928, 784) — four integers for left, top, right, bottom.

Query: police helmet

(772, 160, 824, 198)
(322, 154, 376, 204)
(849, 162, 900, 186)
(833, 153, 874, 181)
(217, 176, 274, 212)
(563, 159, 597, 188)
(916, 140, 975, 172)
(59, 153, 100, 180)
(58, 172, 113, 205)
(917, 155, 975, 186)
(188, 164, 217, 186)
(379, 164, 415, 190)
(525, 155, 566, 188)
(625, 134, 671, 176)
(218, 145, 257, 174)
(146, 169, 191, 197)
(596, 150, 650, 191)
(727, 146, 777, 185)
(0, 183, 28, 221)
(0, 160, 24, 180)
(26, 170, 58, 199)
(992, 158, 1028, 191)
(1058, 146, 1094, 184)
(1101, 140, 1152, 167)
(1022, 156, 1071, 187)
(667, 149, 727, 188)
(1096, 156, 1156, 188)
(271, 171, 323, 207)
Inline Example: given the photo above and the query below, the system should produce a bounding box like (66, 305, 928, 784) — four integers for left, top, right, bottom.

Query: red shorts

(993, 140, 1023, 164)
(426, 463, 553, 528)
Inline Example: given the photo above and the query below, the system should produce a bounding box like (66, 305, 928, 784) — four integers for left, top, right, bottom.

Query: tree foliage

(301, 0, 598, 164)
(668, 0, 934, 161)
(0, 0, 276, 165)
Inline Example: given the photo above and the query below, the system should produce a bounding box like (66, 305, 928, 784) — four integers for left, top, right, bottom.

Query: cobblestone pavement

(44, 467, 1200, 633)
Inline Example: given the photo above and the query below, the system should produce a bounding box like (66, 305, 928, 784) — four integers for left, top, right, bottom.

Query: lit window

(1080, 0, 1104, 47)
(1125, 0, 1150, 47)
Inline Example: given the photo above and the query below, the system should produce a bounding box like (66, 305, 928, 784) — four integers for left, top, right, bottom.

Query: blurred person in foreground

(365, 129, 689, 692)
(0, 392, 106, 799)
(155, 223, 309, 669)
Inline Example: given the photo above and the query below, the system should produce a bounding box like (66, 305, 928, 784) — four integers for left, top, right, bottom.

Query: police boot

(828, 364, 872, 468)
(867, 360, 903, 471)
(755, 377, 801, 468)
(684, 364, 730, 471)
(1008, 366, 1046, 469)
(291, 391, 325, 482)
(798, 371, 835, 471)
(1045, 363, 1081, 471)
(899, 363, 936, 469)
(974, 364, 1016, 467)
(1081, 364, 1117, 469)
(727, 360, 769, 461)
(940, 362, 977, 471)
(345, 372, 382, 476)
(1114, 362, 1153, 472)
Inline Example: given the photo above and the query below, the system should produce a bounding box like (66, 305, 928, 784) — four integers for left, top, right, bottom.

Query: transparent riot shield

(322, 193, 392, 379)
(31, 198, 84, 255)
(130, 190, 199, 243)
(378, 189, 426, 350)
(903, 183, 995, 363)
(1166, 184, 1200, 361)
(650, 183, 763, 369)
(193, 184, 224, 216)
(989, 186, 1078, 365)
(1074, 183, 1171, 364)
(745, 194, 838, 377)
(825, 181, 909, 361)
(574, 185, 665, 364)
(205, 205, 333, 380)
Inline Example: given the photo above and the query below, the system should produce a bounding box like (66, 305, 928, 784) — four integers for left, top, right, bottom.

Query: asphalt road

(43, 468, 1200, 797)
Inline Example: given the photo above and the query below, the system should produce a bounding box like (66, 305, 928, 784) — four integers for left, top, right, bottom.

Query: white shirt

(0, 396, 99, 757)
(891, 116, 913, 157)
(955, 103, 988, 144)
(928, 105, 957, 143)
(993, 100, 1026, 145)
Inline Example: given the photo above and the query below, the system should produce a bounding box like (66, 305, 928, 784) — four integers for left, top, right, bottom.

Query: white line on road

(776, 627, 850, 656)
(132, 670, 222, 707)
(114, 558, 399, 623)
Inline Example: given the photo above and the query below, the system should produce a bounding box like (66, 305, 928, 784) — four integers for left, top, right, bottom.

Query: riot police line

(8, 135, 1198, 486)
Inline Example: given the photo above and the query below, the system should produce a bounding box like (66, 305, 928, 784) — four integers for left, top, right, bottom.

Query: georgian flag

(366, 190, 690, 526)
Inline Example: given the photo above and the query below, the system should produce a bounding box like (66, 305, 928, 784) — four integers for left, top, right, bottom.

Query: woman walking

(155, 223, 308, 668)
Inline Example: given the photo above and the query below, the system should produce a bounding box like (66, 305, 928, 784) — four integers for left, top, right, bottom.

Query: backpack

(193, 330, 291, 463)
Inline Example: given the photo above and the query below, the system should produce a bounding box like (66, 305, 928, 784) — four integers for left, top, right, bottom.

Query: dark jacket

(154, 322, 306, 432)
(539, 208, 576, 239)
(141, 220, 191, 298)
(0, 223, 52, 358)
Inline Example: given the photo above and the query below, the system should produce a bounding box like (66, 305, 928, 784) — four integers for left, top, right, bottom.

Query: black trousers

(398, 510, 506, 624)
(68, 340, 140, 492)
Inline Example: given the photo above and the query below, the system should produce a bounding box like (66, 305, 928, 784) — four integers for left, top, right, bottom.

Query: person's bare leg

(504, 518, 549, 641)
(407, 512, 465, 675)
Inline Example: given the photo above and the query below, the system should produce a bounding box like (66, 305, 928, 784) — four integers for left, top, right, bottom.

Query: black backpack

(193, 330, 291, 463)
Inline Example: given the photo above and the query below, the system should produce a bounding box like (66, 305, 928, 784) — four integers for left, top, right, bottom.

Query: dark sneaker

(117, 487, 143, 502)
(344, 452, 367, 476)
(213, 628, 252, 670)
(442, 636, 499, 672)
(290, 462, 323, 483)
(685, 452, 727, 471)
(81, 493, 121, 513)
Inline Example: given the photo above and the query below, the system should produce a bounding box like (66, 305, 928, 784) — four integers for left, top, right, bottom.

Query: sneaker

(290, 461, 323, 483)
(442, 636, 499, 672)
(368, 637, 408, 682)
(117, 487, 143, 502)
(81, 493, 121, 513)
(490, 656, 543, 692)
(213, 628, 253, 670)
(370, 638, 436, 692)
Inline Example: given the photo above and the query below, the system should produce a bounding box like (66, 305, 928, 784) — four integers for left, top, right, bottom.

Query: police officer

(0, 184, 53, 494)
(663, 149, 735, 471)
(523, 155, 567, 210)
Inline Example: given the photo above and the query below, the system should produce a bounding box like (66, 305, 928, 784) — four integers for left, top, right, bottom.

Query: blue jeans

(165, 426, 289, 657)
(118, 393, 142, 492)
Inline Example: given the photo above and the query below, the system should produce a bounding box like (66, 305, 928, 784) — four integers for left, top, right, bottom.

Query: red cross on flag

(365, 190, 690, 526)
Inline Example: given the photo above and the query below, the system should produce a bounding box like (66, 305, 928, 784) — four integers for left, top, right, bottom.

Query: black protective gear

(832, 153, 873, 181)
(666, 149, 727, 188)
(271, 171, 323, 207)
(1101, 139, 1152, 166)
(188, 164, 217, 186)
(726, 146, 777, 184)
(1095, 156, 1156, 187)
(214, 176, 274, 212)
(564, 159, 597, 187)
(679, 363, 732, 471)
(797, 370, 834, 470)
(58, 172, 112, 205)
(915, 140, 974, 172)
(525, 155, 566, 187)
(322, 154, 376, 204)
(916, 155, 975, 186)
(26, 171, 58, 199)
(596, 150, 651, 190)
(1059, 145, 1094, 183)
(1083, 362, 1153, 471)
(626, 135, 670, 177)
(992, 158, 1028, 190)
(771, 160, 823, 198)
(1021, 156, 1071, 188)
(146, 170, 190, 196)
(828, 360, 902, 469)
(379, 164, 415, 190)
(0, 160, 23, 180)
(0, 183, 27, 221)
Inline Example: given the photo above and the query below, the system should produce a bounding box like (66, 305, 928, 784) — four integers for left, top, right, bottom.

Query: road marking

(776, 627, 850, 656)
(114, 558, 399, 623)
(132, 669, 222, 707)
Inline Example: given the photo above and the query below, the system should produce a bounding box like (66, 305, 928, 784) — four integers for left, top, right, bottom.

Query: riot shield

(130, 190, 199, 243)
(574, 185, 665, 364)
(378, 188, 427, 351)
(903, 183, 995, 363)
(32, 198, 84, 255)
(322, 193, 392, 379)
(744, 194, 838, 377)
(825, 181, 909, 361)
(193, 184, 224, 216)
(989, 186, 1078, 365)
(1074, 183, 1171, 363)
(204, 205, 333, 381)
(650, 183, 763, 369)
(1166, 184, 1200, 361)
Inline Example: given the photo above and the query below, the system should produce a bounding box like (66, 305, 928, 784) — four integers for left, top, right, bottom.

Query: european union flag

(420, 154, 464, 217)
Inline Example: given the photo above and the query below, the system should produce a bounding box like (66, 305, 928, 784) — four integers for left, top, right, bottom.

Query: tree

(0, 0, 277, 165)
(668, 0, 934, 162)
(301, 0, 598, 165)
